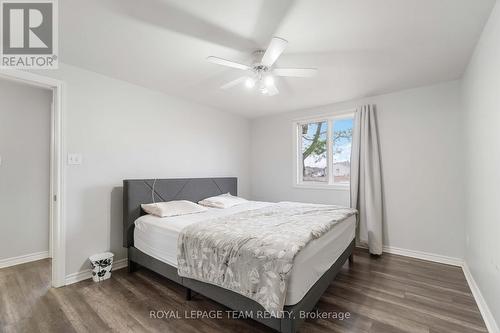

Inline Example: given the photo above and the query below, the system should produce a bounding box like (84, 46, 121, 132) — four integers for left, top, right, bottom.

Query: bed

(123, 178, 356, 333)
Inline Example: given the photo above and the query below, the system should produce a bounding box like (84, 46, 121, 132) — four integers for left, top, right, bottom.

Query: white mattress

(134, 201, 355, 306)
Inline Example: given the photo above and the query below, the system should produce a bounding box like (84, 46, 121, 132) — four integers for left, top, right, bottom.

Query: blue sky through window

(333, 118, 353, 162)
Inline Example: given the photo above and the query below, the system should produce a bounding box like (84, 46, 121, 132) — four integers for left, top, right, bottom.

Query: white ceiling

(60, 0, 495, 118)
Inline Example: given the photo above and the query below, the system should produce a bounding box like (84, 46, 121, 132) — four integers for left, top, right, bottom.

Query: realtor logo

(1, 0, 58, 68)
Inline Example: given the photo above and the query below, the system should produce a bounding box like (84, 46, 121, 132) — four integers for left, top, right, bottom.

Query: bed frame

(123, 177, 354, 333)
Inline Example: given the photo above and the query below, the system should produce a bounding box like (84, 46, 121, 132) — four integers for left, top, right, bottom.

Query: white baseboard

(382, 245, 464, 267)
(0, 251, 50, 269)
(65, 258, 128, 285)
(462, 262, 500, 333)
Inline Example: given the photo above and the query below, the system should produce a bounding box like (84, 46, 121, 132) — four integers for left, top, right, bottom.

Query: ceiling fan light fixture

(264, 75, 274, 87)
(245, 77, 255, 88)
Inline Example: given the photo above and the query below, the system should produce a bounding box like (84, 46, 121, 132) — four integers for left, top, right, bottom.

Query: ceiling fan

(207, 37, 317, 96)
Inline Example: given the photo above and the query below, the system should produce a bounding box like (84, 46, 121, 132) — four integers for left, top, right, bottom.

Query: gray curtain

(350, 104, 383, 255)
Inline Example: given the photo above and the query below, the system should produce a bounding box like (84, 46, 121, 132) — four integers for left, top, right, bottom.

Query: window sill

(293, 183, 350, 191)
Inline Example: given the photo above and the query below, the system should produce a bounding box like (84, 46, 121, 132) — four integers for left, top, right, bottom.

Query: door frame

(0, 69, 66, 287)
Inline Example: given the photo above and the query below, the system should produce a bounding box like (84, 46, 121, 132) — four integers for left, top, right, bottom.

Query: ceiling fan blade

(265, 82, 279, 96)
(261, 37, 288, 67)
(207, 56, 250, 70)
(273, 68, 318, 77)
(220, 76, 248, 90)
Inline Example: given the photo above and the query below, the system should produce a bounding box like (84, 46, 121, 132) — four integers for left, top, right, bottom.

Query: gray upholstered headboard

(123, 177, 237, 247)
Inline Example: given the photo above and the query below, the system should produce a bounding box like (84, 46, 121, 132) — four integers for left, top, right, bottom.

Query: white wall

(462, 0, 500, 328)
(35, 63, 250, 276)
(251, 80, 465, 259)
(0, 78, 52, 260)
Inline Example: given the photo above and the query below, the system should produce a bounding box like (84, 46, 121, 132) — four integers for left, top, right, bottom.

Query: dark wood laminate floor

(0, 248, 487, 333)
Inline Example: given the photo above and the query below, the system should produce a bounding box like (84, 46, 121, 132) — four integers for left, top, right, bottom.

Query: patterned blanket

(177, 202, 356, 316)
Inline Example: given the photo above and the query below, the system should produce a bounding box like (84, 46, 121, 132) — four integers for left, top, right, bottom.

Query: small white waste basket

(89, 252, 114, 282)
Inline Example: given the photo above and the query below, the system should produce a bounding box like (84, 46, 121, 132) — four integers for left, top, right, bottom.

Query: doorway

(0, 70, 65, 287)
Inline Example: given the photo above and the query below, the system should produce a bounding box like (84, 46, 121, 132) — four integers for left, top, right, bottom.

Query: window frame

(292, 111, 355, 191)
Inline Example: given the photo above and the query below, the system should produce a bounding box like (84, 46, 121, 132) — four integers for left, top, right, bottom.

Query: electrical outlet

(67, 153, 83, 165)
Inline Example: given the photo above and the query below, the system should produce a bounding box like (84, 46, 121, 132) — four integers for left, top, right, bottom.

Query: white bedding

(134, 201, 355, 306)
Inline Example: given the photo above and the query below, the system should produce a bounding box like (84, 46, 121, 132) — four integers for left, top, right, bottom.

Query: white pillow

(198, 193, 247, 209)
(141, 200, 207, 217)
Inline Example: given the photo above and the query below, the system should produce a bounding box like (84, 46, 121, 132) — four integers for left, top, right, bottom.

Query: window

(295, 114, 354, 189)
(301, 121, 328, 182)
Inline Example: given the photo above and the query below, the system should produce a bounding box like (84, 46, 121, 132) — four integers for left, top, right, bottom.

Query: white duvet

(176, 201, 356, 315)
(133, 201, 356, 306)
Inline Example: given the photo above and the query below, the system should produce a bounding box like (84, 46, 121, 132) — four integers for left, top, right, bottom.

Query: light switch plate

(68, 153, 83, 165)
